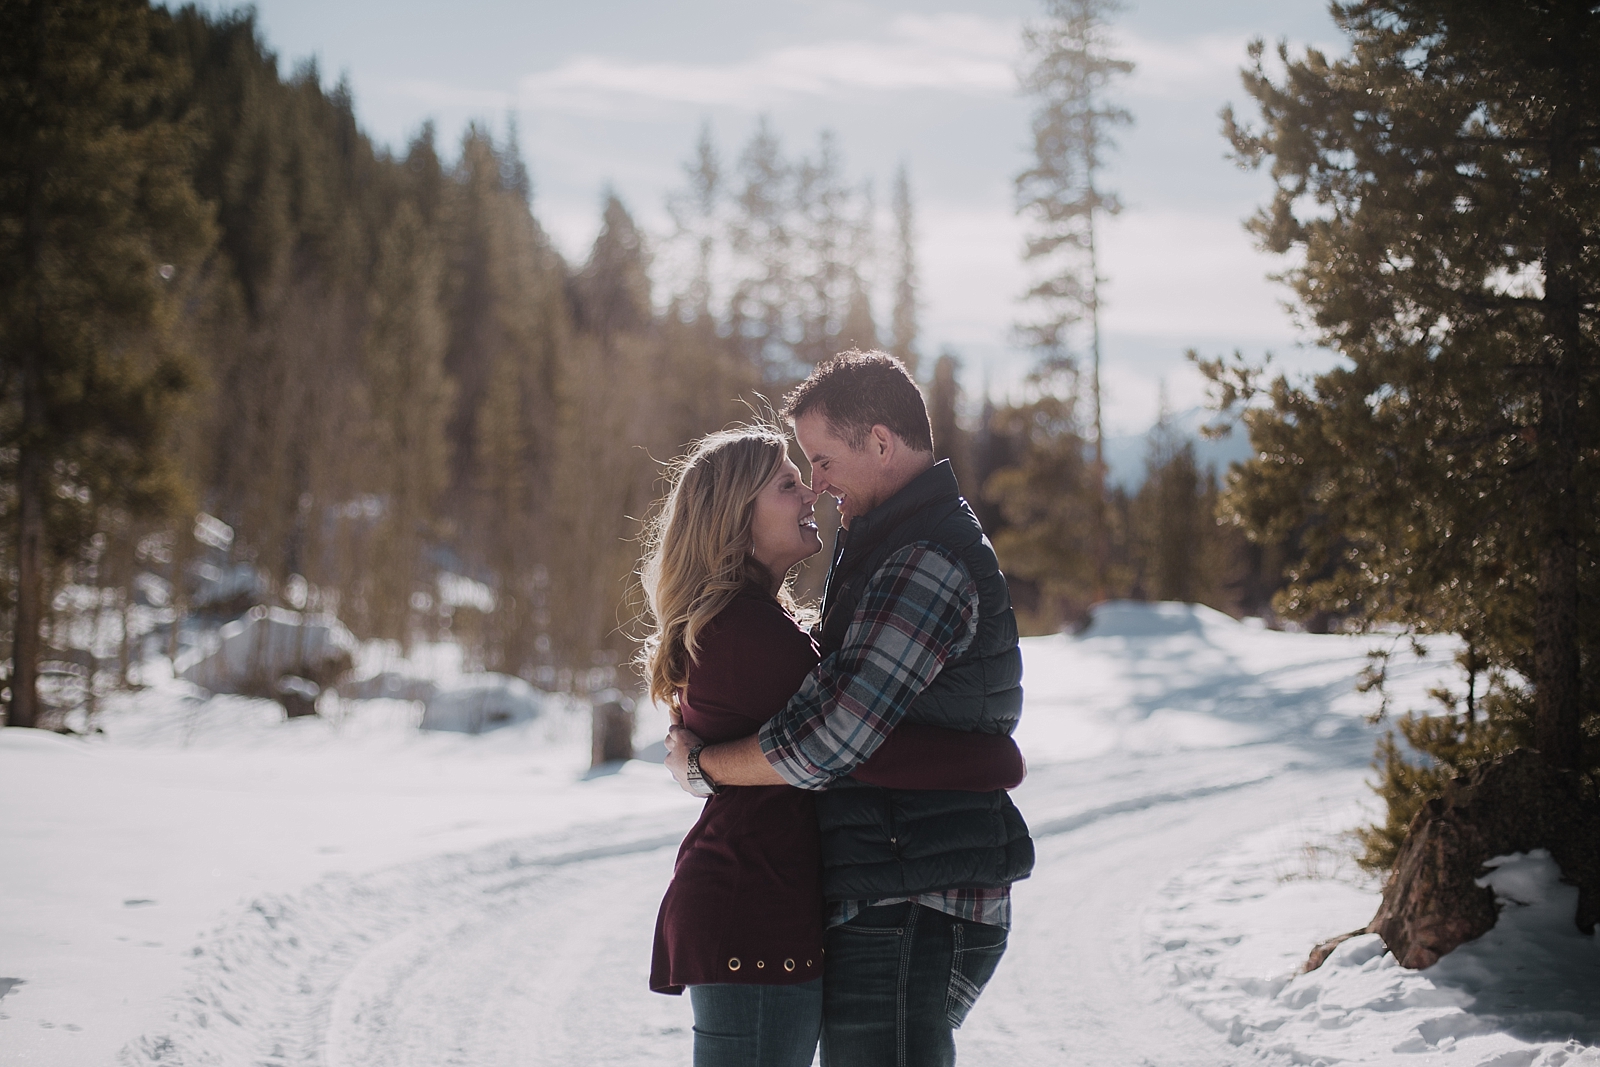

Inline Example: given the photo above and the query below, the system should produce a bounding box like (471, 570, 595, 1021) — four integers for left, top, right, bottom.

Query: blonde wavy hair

(637, 423, 803, 716)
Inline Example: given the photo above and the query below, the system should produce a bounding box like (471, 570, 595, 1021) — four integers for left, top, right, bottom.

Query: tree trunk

(591, 696, 634, 767)
(8, 0, 47, 730)
(1087, 205, 1108, 602)
(1532, 82, 1586, 773)
(10, 440, 45, 730)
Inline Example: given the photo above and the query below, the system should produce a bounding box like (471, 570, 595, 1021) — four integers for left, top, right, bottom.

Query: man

(666, 350, 1034, 1066)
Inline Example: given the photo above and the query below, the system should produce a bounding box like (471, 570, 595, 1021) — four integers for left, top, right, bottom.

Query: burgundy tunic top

(649, 592, 1025, 994)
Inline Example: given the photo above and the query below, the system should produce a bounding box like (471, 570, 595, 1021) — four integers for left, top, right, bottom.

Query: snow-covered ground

(2, 602, 1596, 1066)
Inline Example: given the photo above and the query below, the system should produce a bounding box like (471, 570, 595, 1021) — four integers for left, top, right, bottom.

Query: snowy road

(966, 753, 1337, 1066)
(394, 770, 1319, 1067)
(319, 827, 691, 1066)
(126, 743, 1366, 1067)
(8, 603, 1595, 1067)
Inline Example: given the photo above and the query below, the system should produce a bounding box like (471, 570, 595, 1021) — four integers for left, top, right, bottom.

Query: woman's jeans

(820, 901, 1009, 1067)
(689, 977, 823, 1067)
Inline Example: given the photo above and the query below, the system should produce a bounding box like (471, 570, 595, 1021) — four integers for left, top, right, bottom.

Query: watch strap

(686, 744, 720, 796)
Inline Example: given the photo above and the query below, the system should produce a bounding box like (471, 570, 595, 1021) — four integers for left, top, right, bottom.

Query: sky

(212, 0, 1346, 436)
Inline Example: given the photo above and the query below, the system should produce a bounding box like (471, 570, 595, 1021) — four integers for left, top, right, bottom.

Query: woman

(639, 424, 1025, 1067)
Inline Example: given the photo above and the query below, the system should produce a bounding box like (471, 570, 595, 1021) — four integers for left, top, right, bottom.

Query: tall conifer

(1214, 0, 1600, 777)
(552, 195, 657, 670)
(983, 364, 1099, 628)
(1017, 0, 1133, 599)
(889, 165, 920, 378)
(666, 121, 722, 321)
(447, 125, 568, 672)
(0, 0, 211, 727)
(353, 200, 453, 643)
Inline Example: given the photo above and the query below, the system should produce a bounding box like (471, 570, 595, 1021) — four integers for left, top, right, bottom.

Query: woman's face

(749, 456, 822, 581)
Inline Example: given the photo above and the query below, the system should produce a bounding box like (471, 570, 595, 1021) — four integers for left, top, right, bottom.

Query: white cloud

(382, 78, 513, 112)
(379, 23, 1276, 128)
(514, 14, 1019, 113)
(1115, 31, 1254, 100)
(920, 202, 1294, 348)
(1097, 207, 1290, 340)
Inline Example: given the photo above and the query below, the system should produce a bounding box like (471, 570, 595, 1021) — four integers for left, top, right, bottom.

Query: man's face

(793, 411, 888, 529)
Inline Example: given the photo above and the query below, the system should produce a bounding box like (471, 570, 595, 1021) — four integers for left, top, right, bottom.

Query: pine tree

(169, 11, 387, 613)
(1213, 0, 1600, 780)
(793, 132, 875, 366)
(1016, 0, 1132, 602)
(447, 124, 569, 674)
(350, 199, 454, 644)
(0, 0, 212, 728)
(552, 195, 658, 673)
(838, 282, 879, 354)
(889, 165, 920, 378)
(928, 351, 971, 489)
(1129, 414, 1218, 605)
(982, 363, 1099, 630)
(660, 128, 760, 447)
(727, 119, 796, 379)
(665, 121, 722, 320)
(724, 124, 877, 376)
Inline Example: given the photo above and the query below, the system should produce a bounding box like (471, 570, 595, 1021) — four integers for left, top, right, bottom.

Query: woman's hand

(664, 724, 705, 795)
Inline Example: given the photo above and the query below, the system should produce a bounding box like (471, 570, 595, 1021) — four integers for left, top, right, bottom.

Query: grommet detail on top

(807, 960, 814, 967)
(756, 960, 766, 969)
(784, 959, 796, 972)
(727, 958, 741, 971)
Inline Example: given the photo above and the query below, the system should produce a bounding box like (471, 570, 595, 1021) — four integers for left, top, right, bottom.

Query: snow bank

(1148, 825, 1600, 1066)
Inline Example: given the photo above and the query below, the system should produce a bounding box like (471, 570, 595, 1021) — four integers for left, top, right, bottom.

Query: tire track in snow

(959, 765, 1361, 1066)
(1028, 775, 1276, 839)
(125, 751, 1357, 1067)
(118, 813, 696, 1067)
(321, 845, 691, 1067)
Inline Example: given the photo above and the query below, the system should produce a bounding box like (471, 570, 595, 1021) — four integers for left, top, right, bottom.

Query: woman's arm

(850, 722, 1025, 792)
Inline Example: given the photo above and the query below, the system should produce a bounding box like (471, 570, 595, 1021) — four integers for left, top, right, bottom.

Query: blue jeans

(820, 902, 1008, 1067)
(689, 978, 823, 1067)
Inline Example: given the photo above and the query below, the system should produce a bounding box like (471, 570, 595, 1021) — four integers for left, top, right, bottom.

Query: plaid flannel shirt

(758, 540, 1012, 929)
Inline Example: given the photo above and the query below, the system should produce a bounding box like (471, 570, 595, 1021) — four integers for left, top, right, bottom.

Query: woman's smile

(750, 458, 823, 579)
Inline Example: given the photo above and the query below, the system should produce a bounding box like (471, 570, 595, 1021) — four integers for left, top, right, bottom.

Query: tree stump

(275, 675, 321, 718)
(590, 693, 635, 768)
(1368, 748, 1600, 969)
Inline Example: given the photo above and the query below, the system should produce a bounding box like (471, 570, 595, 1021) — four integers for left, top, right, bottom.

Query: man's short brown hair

(781, 350, 934, 452)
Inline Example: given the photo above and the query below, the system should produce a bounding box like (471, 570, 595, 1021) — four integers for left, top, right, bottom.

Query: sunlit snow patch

(1149, 830, 1600, 1066)
(1014, 601, 1451, 765)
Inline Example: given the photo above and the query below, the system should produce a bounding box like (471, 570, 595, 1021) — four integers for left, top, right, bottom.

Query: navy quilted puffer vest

(814, 460, 1034, 901)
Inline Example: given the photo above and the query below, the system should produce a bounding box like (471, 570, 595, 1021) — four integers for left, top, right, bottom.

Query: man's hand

(664, 724, 705, 795)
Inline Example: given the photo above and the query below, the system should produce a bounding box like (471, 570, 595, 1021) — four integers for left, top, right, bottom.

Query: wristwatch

(685, 744, 721, 797)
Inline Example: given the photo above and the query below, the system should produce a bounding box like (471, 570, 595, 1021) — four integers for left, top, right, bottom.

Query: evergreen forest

(1, 0, 1255, 731)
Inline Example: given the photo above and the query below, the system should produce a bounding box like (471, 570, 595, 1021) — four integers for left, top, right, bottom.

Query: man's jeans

(820, 901, 1009, 1067)
(689, 978, 823, 1067)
